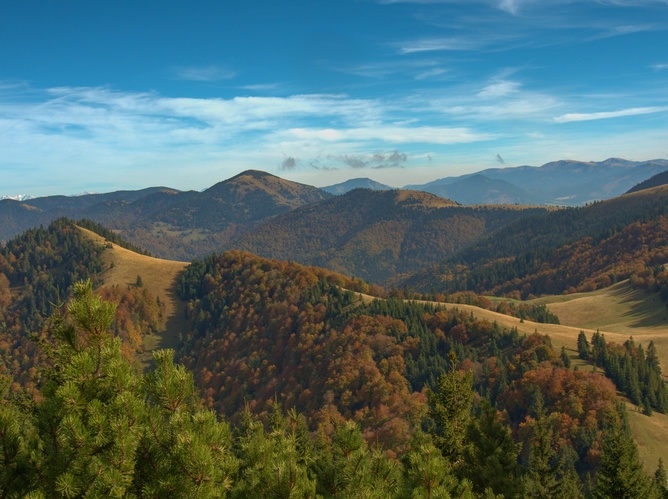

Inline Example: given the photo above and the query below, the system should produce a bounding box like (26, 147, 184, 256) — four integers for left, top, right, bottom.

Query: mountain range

(1, 157, 667, 276)
(404, 158, 668, 206)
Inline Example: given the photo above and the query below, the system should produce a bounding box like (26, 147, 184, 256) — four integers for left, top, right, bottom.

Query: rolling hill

(626, 169, 668, 194)
(404, 184, 668, 295)
(78, 226, 189, 368)
(232, 188, 553, 284)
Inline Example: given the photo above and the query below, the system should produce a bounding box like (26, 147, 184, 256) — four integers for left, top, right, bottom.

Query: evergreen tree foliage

(403, 437, 474, 499)
(32, 280, 144, 497)
(427, 363, 474, 466)
(594, 413, 653, 499)
(586, 331, 668, 413)
(232, 405, 316, 498)
(577, 331, 591, 360)
(0, 375, 37, 496)
(138, 349, 238, 497)
(560, 346, 571, 368)
(462, 401, 523, 498)
(655, 457, 668, 499)
(314, 420, 402, 498)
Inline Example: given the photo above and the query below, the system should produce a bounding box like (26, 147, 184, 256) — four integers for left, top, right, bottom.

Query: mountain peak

(229, 169, 277, 181)
(322, 177, 393, 195)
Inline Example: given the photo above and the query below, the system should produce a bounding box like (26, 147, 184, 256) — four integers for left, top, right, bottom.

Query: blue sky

(1, 0, 667, 197)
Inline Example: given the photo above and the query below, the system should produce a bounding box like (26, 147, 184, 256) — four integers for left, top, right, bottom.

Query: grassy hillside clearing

(532, 281, 668, 369)
(77, 226, 189, 368)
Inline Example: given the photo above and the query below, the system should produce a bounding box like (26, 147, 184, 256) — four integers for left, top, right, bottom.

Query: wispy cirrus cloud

(586, 23, 658, 40)
(287, 125, 493, 144)
(396, 36, 489, 54)
(379, 0, 668, 15)
(477, 80, 521, 99)
(415, 67, 448, 80)
(174, 65, 237, 81)
(554, 106, 668, 123)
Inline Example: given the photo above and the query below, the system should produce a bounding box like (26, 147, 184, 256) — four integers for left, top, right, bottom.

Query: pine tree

(314, 419, 402, 498)
(1, 280, 241, 497)
(553, 445, 584, 499)
(523, 412, 559, 498)
(233, 405, 316, 498)
(32, 280, 145, 497)
(403, 436, 474, 499)
(595, 417, 652, 498)
(427, 362, 474, 467)
(137, 349, 238, 497)
(462, 401, 523, 498)
(0, 375, 38, 496)
(577, 331, 590, 360)
(655, 458, 668, 499)
(561, 346, 571, 368)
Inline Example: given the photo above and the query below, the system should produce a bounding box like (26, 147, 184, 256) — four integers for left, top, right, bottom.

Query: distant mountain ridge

(406, 158, 668, 206)
(0, 171, 332, 260)
(411, 174, 539, 205)
(321, 177, 393, 195)
(2, 157, 666, 264)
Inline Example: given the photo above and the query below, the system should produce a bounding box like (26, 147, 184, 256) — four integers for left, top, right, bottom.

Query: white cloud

(477, 80, 521, 99)
(288, 126, 493, 144)
(554, 106, 668, 122)
(397, 37, 490, 54)
(415, 68, 448, 80)
(586, 23, 657, 40)
(380, 0, 668, 13)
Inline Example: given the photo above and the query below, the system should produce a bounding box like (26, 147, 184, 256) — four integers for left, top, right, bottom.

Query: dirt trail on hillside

(78, 227, 189, 369)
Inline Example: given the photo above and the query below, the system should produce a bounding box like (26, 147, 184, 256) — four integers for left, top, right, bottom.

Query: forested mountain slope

(3, 276, 663, 497)
(404, 185, 668, 297)
(627, 169, 668, 194)
(172, 250, 668, 492)
(0, 219, 167, 392)
(232, 188, 552, 285)
(0, 187, 178, 242)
